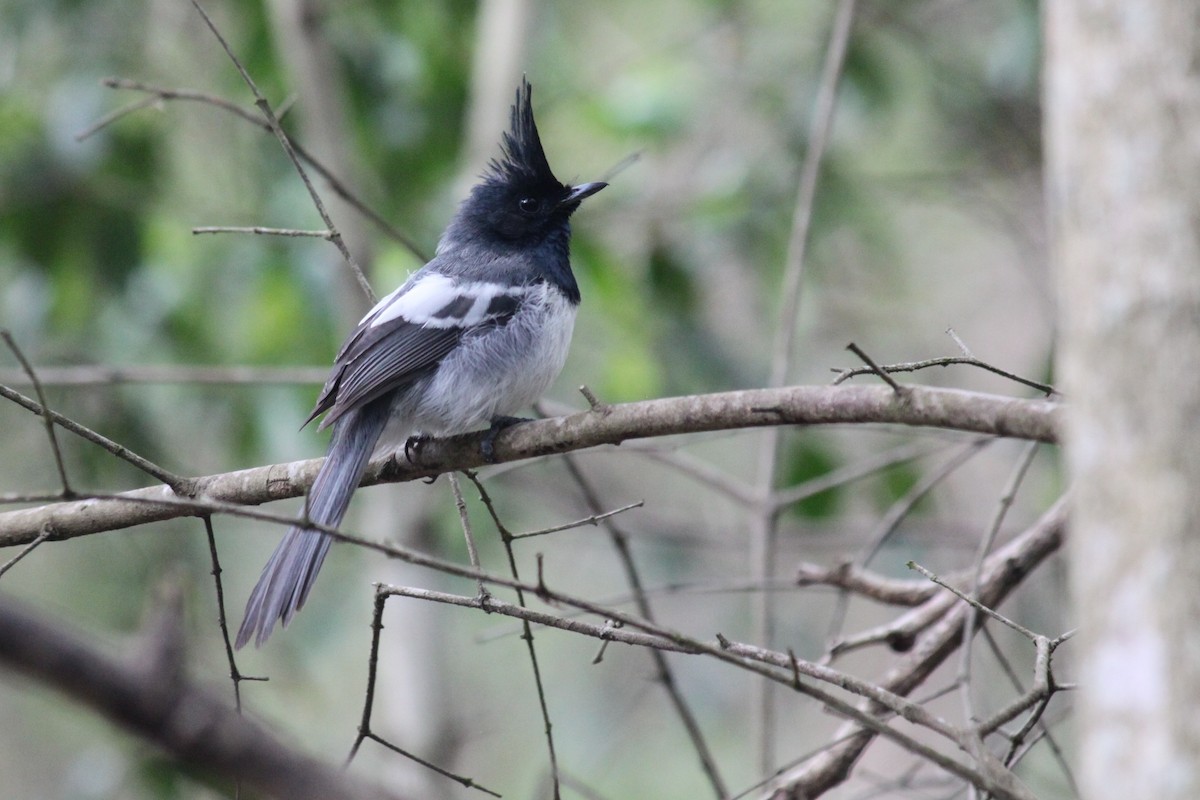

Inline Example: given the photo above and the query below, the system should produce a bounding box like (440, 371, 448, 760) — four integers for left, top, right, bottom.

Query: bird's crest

(486, 79, 560, 187)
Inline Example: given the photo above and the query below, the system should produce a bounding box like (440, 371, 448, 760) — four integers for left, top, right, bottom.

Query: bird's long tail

(236, 396, 393, 648)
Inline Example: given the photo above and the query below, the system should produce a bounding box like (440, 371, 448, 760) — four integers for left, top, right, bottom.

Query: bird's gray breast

(378, 282, 577, 449)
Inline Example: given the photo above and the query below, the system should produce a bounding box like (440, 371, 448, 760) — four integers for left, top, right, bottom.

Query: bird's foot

(481, 416, 530, 464)
(404, 434, 442, 483)
(404, 434, 431, 464)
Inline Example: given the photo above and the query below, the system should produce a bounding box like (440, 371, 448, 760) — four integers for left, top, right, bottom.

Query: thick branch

(0, 385, 1060, 546)
(0, 594, 404, 800)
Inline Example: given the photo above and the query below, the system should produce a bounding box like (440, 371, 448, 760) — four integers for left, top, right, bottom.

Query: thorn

(846, 342, 905, 395)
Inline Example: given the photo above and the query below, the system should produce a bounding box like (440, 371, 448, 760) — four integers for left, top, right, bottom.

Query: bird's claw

(402, 435, 441, 483)
(404, 434, 430, 464)
(481, 416, 529, 464)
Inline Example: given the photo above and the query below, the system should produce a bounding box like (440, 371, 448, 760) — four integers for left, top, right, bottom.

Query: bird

(236, 79, 605, 648)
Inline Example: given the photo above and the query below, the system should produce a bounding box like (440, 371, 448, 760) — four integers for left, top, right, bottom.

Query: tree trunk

(1046, 3, 1200, 799)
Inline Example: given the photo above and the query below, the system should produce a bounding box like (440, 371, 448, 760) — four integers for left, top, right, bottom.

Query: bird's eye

(518, 196, 541, 214)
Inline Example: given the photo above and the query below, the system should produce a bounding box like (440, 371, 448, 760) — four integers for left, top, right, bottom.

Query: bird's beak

(563, 181, 607, 206)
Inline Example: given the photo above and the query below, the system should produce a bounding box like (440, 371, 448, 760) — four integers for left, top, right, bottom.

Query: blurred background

(0, 0, 1067, 798)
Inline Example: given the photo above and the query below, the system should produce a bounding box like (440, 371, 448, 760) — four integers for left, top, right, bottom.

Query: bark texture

(1047, 4, 1200, 798)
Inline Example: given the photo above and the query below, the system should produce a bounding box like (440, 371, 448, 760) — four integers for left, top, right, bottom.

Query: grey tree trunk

(1046, 3, 1200, 798)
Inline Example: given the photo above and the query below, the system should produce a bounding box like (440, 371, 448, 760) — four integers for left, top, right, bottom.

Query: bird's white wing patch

(367, 273, 457, 328)
(369, 273, 527, 330)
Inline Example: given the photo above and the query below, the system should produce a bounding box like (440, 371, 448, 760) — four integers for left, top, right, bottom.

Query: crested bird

(236, 80, 605, 647)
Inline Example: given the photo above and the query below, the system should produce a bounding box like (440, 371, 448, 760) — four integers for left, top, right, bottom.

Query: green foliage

(874, 460, 924, 511)
(781, 438, 841, 519)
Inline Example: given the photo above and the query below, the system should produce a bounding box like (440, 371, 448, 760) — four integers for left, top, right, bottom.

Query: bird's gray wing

(305, 270, 527, 429)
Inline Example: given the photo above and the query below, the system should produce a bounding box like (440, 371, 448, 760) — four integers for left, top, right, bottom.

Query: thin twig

(0, 364, 330, 387)
(193, 226, 333, 239)
(202, 515, 265, 716)
(364, 732, 501, 798)
(381, 582, 1034, 800)
(187, 0, 376, 303)
(908, 562, 1039, 642)
(975, 637, 1056, 738)
(0, 528, 50, 580)
(958, 441, 1041, 725)
(508, 499, 644, 541)
(862, 438, 991, 569)
(562, 457, 728, 799)
(772, 439, 942, 512)
(751, 0, 859, 772)
(824, 438, 991, 648)
(578, 384, 605, 412)
(0, 382, 186, 491)
(465, 474, 562, 799)
(631, 446, 759, 506)
(0, 494, 72, 505)
(833, 355, 1055, 396)
(947, 327, 976, 359)
(768, 0, 859, 386)
(90, 79, 264, 131)
(989, 627, 1077, 794)
(74, 94, 162, 141)
(847, 342, 905, 395)
(2, 332, 74, 496)
(449, 472, 487, 597)
(1004, 705, 1076, 793)
(348, 587, 387, 764)
(93, 77, 428, 260)
(343, 589, 502, 793)
(597, 150, 642, 183)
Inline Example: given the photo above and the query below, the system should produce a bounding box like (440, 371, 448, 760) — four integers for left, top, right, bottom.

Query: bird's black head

(448, 80, 605, 249)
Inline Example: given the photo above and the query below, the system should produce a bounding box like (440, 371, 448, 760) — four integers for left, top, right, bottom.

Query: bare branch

(382, 574, 1035, 800)
(201, 516, 264, 714)
(508, 499, 644, 541)
(832, 355, 1055, 397)
(347, 587, 499, 796)
(449, 472, 487, 596)
(0, 528, 50, 580)
(824, 439, 991, 648)
(0, 382, 186, 491)
(768, 498, 1067, 799)
(795, 561, 939, 606)
(958, 441, 1042, 723)
(754, 0, 859, 770)
(0, 384, 1062, 546)
(0, 364, 329, 387)
(2, 332, 74, 495)
(0, 594, 407, 800)
(464, 473, 563, 798)
(192, 225, 333, 239)
(188, 0, 375, 302)
(908, 562, 1040, 643)
(561, 456, 728, 798)
(94, 77, 428, 260)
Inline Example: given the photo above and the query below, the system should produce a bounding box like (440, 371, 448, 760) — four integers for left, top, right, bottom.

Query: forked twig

(187, 0, 375, 303)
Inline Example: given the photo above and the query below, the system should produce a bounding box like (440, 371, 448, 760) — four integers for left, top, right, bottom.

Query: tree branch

(0, 594, 406, 800)
(0, 384, 1059, 546)
(765, 498, 1068, 799)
